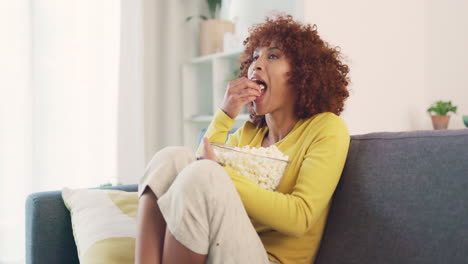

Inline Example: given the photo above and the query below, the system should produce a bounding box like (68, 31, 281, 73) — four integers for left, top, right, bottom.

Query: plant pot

(431, 115, 451, 130)
(199, 19, 235, 56)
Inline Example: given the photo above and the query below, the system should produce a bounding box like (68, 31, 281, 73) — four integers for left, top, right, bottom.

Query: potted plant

(187, 0, 235, 56)
(427, 100, 458, 130)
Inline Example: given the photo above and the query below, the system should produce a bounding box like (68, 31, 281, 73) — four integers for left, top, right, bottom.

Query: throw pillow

(62, 187, 138, 263)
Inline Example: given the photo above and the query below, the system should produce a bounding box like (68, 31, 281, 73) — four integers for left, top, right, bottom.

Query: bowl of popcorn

(211, 143, 289, 191)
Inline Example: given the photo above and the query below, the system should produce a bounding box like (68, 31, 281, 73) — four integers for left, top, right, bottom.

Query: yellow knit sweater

(197, 109, 350, 264)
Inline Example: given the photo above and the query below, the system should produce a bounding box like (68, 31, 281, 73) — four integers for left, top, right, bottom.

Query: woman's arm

(195, 108, 241, 155)
(227, 120, 350, 237)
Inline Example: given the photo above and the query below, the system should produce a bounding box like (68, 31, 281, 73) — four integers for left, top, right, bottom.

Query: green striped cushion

(62, 188, 138, 263)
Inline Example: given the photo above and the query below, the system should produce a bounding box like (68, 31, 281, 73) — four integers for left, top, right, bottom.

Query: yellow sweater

(198, 109, 350, 264)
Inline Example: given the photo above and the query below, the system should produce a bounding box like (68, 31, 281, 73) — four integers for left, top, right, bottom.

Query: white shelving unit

(182, 49, 250, 149)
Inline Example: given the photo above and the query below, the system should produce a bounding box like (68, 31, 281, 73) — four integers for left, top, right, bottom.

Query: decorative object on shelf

(463, 115, 468, 128)
(427, 100, 458, 130)
(187, 0, 235, 56)
(200, 19, 235, 55)
(223, 32, 242, 52)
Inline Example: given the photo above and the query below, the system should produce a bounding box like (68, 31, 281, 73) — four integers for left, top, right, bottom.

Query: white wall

(0, 1, 31, 262)
(425, 0, 468, 130)
(304, 0, 426, 134)
(304, 0, 468, 134)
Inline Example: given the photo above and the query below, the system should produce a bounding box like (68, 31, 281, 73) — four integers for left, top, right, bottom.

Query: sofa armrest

(25, 184, 138, 264)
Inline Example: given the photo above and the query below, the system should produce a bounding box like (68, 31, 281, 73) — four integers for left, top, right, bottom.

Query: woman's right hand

(220, 77, 262, 119)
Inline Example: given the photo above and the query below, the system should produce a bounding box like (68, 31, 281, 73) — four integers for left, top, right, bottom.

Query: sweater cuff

(213, 108, 236, 130)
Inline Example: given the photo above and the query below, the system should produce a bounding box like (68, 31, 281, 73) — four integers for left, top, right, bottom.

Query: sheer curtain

(31, 0, 122, 191)
(140, 0, 192, 164)
(1, 0, 123, 262)
(118, 0, 190, 183)
(1, 0, 190, 261)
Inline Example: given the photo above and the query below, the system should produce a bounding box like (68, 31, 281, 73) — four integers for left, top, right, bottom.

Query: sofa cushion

(26, 185, 137, 264)
(315, 129, 468, 264)
(62, 188, 138, 264)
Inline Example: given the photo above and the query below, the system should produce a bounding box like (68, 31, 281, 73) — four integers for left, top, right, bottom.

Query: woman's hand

(198, 137, 223, 165)
(220, 77, 262, 119)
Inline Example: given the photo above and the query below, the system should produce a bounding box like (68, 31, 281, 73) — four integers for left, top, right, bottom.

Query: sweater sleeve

(196, 108, 239, 155)
(227, 119, 350, 237)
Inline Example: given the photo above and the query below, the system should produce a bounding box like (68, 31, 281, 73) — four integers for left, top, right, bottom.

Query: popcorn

(211, 144, 289, 190)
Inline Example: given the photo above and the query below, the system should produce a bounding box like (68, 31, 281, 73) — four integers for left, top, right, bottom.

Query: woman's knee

(168, 160, 239, 217)
(176, 160, 228, 191)
(158, 146, 194, 160)
(139, 146, 195, 195)
(145, 146, 194, 170)
(185, 159, 223, 179)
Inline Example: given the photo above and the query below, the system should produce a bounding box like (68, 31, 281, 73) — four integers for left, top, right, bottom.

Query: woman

(136, 14, 350, 264)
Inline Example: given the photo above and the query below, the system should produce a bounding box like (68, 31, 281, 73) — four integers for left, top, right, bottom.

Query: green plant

(186, 0, 222, 22)
(427, 100, 458, 116)
(99, 182, 122, 187)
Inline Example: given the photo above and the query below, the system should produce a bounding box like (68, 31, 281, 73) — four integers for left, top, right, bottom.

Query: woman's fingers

(229, 78, 262, 94)
(225, 78, 262, 104)
(201, 137, 217, 162)
(220, 77, 262, 119)
(236, 88, 261, 98)
(229, 76, 247, 86)
(233, 81, 261, 104)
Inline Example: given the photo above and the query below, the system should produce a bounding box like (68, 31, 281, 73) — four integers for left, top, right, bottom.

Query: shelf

(187, 113, 250, 123)
(187, 115, 213, 123)
(182, 49, 244, 149)
(191, 49, 243, 64)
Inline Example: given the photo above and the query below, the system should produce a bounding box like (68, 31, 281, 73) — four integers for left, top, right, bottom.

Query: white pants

(138, 146, 275, 264)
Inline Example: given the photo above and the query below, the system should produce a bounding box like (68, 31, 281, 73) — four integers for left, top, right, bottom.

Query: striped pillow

(62, 187, 138, 263)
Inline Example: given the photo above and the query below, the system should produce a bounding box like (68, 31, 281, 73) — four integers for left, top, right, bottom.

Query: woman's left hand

(198, 137, 220, 164)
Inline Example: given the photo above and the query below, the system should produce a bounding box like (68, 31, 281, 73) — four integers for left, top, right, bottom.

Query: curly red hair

(239, 14, 350, 127)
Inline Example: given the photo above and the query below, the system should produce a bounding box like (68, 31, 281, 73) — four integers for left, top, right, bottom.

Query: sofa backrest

(199, 128, 468, 263)
(27, 128, 467, 264)
(315, 129, 468, 264)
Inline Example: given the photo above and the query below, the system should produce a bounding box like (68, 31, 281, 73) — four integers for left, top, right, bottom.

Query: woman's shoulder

(302, 112, 349, 136)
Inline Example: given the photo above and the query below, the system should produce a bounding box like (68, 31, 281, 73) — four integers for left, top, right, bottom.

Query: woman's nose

(255, 59, 264, 71)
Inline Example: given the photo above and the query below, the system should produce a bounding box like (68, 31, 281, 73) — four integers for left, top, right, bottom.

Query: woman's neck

(264, 110, 298, 144)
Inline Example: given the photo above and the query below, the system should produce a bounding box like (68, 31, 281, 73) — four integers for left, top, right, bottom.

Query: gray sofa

(26, 129, 468, 263)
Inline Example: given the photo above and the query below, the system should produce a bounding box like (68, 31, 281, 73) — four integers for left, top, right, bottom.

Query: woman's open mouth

(254, 80, 267, 103)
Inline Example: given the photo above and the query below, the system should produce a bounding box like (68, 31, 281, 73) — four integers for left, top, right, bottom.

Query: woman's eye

(252, 54, 278, 61)
(269, 54, 279, 59)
